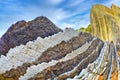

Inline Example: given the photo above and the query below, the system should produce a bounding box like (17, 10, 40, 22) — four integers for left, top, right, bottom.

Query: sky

(0, 0, 120, 37)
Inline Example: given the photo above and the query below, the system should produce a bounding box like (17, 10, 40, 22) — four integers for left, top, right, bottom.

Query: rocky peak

(33, 16, 49, 22)
(7, 20, 27, 33)
(28, 16, 51, 25)
(0, 16, 62, 55)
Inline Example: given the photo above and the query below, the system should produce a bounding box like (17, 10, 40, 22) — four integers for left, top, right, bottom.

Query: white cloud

(59, 23, 75, 29)
(103, 0, 120, 7)
(69, 0, 85, 7)
(57, 13, 90, 30)
(0, 0, 22, 12)
(48, 0, 64, 5)
(0, 29, 6, 38)
(0, 3, 71, 33)
(0, 0, 94, 36)
(49, 8, 72, 24)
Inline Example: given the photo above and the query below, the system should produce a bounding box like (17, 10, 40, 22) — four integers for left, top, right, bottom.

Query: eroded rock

(90, 4, 120, 42)
(0, 16, 62, 55)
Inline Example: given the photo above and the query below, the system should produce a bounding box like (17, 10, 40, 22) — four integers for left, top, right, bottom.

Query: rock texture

(0, 28, 106, 80)
(0, 16, 62, 55)
(0, 28, 120, 80)
(90, 4, 120, 42)
(67, 42, 120, 80)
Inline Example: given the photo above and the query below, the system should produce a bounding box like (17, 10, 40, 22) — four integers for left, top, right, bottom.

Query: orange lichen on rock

(98, 75, 104, 80)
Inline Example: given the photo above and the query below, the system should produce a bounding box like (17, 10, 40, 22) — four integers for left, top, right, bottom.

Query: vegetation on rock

(77, 24, 91, 33)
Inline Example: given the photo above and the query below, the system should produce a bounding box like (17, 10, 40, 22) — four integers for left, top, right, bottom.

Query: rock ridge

(0, 16, 62, 55)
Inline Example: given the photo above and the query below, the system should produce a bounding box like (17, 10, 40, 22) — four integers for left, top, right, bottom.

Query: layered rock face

(90, 4, 120, 42)
(0, 16, 62, 55)
(0, 28, 120, 80)
(0, 28, 106, 80)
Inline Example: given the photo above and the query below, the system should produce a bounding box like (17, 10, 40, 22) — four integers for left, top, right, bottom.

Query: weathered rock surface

(67, 42, 120, 80)
(0, 28, 120, 80)
(0, 28, 105, 80)
(0, 16, 62, 55)
(90, 4, 120, 42)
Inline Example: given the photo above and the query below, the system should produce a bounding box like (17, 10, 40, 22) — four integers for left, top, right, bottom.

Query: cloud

(0, 0, 92, 37)
(59, 23, 74, 29)
(0, 1, 70, 33)
(55, 0, 94, 29)
(103, 0, 120, 7)
(47, 0, 64, 5)
(1, 0, 118, 37)
(69, 0, 85, 7)
(59, 13, 90, 29)
(0, 29, 6, 38)
(0, 0, 92, 27)
(0, 0, 22, 12)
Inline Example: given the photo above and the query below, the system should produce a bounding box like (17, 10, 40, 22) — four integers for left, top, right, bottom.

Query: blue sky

(0, 0, 120, 37)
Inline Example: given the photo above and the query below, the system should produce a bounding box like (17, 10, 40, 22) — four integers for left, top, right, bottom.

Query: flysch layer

(0, 28, 79, 74)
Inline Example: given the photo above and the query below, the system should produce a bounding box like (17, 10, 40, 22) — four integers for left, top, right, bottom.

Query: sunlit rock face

(0, 16, 62, 55)
(90, 4, 120, 42)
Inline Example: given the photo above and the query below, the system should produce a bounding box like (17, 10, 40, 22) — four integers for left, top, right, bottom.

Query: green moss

(76, 24, 91, 33)
(76, 27, 85, 31)
(84, 24, 91, 32)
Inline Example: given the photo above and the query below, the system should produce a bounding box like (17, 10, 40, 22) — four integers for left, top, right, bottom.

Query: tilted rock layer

(0, 29, 120, 80)
(0, 28, 106, 80)
(0, 16, 62, 55)
(90, 4, 120, 42)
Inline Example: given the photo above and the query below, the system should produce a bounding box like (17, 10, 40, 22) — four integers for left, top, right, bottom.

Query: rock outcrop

(0, 27, 120, 80)
(90, 4, 120, 43)
(0, 26, 120, 80)
(0, 16, 62, 55)
(0, 28, 106, 80)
